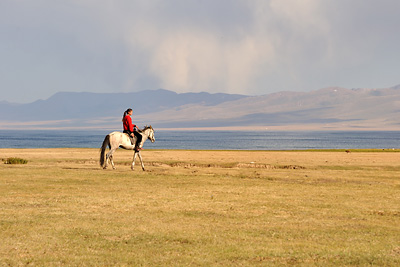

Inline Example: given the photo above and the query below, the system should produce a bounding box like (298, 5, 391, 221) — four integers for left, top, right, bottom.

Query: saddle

(124, 133, 136, 145)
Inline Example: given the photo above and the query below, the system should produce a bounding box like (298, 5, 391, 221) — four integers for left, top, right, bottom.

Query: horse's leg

(106, 147, 118, 170)
(137, 152, 145, 171)
(109, 155, 115, 169)
(104, 152, 109, 169)
(131, 151, 137, 170)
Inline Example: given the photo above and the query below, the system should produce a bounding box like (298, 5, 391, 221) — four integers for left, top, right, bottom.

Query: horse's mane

(137, 125, 153, 133)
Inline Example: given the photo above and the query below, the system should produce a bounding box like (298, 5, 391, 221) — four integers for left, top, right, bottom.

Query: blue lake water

(0, 130, 399, 150)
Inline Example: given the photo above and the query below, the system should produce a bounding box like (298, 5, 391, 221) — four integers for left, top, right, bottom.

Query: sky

(1, 0, 400, 103)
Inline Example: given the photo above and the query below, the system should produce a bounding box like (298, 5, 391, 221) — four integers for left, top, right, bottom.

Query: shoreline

(1, 148, 399, 153)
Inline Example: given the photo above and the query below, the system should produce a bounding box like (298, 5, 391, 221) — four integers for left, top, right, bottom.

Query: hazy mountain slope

(135, 86, 400, 129)
(0, 89, 247, 121)
(1, 86, 399, 130)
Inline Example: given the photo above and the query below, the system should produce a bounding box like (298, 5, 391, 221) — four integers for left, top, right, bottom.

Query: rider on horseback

(122, 108, 142, 152)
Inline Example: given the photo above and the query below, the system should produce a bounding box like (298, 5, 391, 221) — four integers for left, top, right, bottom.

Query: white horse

(100, 126, 155, 171)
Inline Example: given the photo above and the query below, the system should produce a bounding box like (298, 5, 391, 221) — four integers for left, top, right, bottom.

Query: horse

(100, 126, 155, 171)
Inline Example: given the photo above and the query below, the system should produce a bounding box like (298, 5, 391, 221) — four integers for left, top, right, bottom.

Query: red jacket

(123, 115, 136, 132)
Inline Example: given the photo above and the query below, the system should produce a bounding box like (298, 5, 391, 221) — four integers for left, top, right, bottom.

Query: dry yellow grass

(0, 148, 399, 266)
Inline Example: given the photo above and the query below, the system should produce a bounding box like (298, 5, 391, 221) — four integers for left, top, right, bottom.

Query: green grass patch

(3, 157, 28, 164)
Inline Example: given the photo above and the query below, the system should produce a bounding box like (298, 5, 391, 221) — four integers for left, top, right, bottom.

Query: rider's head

(122, 108, 133, 121)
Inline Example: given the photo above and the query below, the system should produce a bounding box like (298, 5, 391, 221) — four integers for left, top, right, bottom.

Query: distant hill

(135, 85, 400, 130)
(1, 86, 400, 130)
(0, 89, 247, 129)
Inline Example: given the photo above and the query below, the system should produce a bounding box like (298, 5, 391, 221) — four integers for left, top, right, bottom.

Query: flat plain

(1, 148, 399, 266)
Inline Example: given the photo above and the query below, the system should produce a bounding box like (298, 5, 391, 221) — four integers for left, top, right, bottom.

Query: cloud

(1, 0, 400, 103)
(132, 28, 273, 94)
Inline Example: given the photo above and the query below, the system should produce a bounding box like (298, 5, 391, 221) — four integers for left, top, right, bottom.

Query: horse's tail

(100, 134, 110, 167)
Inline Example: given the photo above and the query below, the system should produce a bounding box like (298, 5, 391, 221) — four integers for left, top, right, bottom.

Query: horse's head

(145, 125, 155, 143)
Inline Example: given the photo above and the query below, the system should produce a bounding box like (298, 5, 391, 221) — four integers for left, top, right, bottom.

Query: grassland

(0, 148, 399, 266)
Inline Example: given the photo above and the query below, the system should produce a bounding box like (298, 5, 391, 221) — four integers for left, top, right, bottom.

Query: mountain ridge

(0, 89, 247, 121)
(1, 86, 400, 130)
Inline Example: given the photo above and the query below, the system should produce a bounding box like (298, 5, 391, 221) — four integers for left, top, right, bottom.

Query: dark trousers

(133, 131, 142, 146)
(123, 130, 142, 147)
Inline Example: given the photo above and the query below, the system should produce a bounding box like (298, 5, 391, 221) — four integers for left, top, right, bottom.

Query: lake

(0, 130, 399, 150)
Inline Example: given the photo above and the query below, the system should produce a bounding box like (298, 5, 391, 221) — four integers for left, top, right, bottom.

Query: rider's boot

(135, 142, 142, 152)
